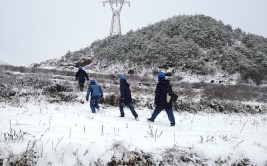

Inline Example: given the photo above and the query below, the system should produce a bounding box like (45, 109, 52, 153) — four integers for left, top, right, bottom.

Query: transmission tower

(103, 0, 130, 36)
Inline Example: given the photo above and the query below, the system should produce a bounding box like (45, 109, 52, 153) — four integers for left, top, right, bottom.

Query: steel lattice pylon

(103, 0, 130, 36)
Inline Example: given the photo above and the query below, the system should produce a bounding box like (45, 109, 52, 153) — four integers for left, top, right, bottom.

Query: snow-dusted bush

(172, 97, 267, 114)
(241, 68, 264, 85)
(107, 142, 153, 166)
(43, 83, 72, 94)
(161, 145, 205, 166)
(0, 72, 16, 102)
(175, 99, 218, 113)
(232, 158, 253, 166)
(0, 84, 16, 102)
(0, 71, 54, 104)
(106, 144, 206, 165)
(43, 83, 77, 103)
(206, 100, 266, 114)
(203, 84, 267, 102)
(101, 93, 120, 106)
(5, 141, 39, 166)
(3, 129, 29, 142)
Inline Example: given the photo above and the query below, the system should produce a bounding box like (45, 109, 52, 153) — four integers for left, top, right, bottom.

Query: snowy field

(0, 100, 267, 165)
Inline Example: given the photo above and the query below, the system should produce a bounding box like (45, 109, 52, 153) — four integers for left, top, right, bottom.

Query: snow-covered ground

(0, 99, 267, 165)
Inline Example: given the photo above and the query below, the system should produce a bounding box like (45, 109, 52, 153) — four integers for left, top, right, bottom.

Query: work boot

(147, 118, 154, 122)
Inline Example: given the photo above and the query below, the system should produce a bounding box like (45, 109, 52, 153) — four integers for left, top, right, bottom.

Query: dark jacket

(154, 78, 173, 109)
(120, 80, 133, 104)
(86, 82, 103, 101)
(75, 69, 89, 83)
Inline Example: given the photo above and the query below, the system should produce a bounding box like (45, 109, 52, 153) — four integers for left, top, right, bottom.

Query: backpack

(166, 92, 178, 103)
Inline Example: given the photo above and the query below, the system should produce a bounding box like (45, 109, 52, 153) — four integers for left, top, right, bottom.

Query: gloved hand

(86, 98, 88, 101)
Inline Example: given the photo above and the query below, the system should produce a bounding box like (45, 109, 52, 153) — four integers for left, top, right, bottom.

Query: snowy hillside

(1, 14, 267, 165)
(30, 47, 93, 70)
(1, 64, 267, 165)
(33, 14, 267, 85)
(1, 100, 267, 165)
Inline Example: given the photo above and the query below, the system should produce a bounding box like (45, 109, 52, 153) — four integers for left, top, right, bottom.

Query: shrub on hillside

(0, 84, 16, 101)
(101, 94, 120, 106)
(174, 99, 266, 114)
(190, 60, 215, 75)
(202, 84, 265, 101)
(43, 83, 76, 103)
(43, 83, 73, 94)
(241, 68, 264, 85)
(0, 73, 16, 101)
(5, 140, 39, 166)
(47, 93, 77, 103)
(100, 93, 139, 107)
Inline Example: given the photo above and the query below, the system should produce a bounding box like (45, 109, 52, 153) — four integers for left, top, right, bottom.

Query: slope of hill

(1, 101, 267, 165)
(30, 47, 93, 70)
(1, 62, 267, 165)
(34, 14, 267, 84)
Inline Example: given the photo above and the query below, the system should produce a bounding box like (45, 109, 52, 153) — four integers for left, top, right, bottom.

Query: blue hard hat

(158, 72, 165, 79)
(90, 79, 96, 83)
(119, 75, 126, 81)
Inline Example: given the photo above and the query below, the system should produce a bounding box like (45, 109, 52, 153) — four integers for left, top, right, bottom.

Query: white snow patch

(0, 102, 267, 165)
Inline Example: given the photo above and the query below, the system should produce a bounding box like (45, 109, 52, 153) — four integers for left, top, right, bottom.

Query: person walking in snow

(86, 79, 103, 113)
(75, 66, 89, 91)
(147, 72, 175, 126)
(119, 75, 139, 120)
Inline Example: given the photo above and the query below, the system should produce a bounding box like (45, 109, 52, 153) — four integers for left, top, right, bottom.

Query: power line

(103, 0, 130, 36)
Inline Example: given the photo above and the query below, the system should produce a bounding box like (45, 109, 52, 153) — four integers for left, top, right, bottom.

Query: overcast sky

(1, 0, 267, 66)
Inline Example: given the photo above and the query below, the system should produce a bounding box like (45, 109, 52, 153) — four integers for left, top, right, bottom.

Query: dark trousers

(79, 82, 85, 91)
(151, 106, 175, 125)
(119, 102, 138, 118)
(90, 96, 101, 113)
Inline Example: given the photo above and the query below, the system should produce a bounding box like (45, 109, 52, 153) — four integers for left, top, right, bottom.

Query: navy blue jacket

(75, 69, 89, 83)
(120, 80, 133, 104)
(154, 78, 173, 109)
